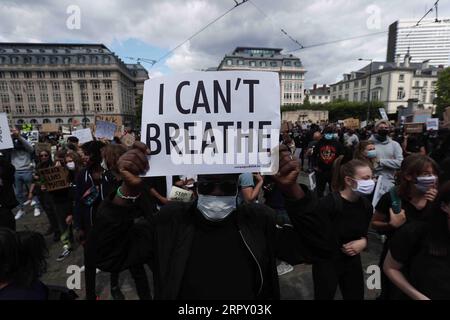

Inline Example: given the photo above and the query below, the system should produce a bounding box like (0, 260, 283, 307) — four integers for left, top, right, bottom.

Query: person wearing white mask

(88, 143, 334, 300)
(313, 158, 375, 300)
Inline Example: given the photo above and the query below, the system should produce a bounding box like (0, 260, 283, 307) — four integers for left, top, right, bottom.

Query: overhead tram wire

(248, 0, 304, 50)
(150, 0, 250, 68)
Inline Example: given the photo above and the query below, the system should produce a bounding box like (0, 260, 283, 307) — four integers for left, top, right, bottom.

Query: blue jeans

(14, 170, 33, 209)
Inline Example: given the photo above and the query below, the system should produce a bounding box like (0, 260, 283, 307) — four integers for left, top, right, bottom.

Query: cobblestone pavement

(16, 204, 382, 300)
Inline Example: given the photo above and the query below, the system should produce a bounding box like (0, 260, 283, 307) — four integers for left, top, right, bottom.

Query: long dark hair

(425, 181, 450, 257)
(397, 154, 440, 199)
(0, 228, 19, 285)
(15, 231, 48, 287)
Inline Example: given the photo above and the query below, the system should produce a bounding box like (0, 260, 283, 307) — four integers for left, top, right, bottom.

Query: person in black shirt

(312, 158, 375, 300)
(383, 181, 450, 300)
(371, 154, 439, 299)
(312, 126, 344, 197)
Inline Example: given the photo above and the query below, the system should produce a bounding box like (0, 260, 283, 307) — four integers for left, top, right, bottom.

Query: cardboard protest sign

(404, 123, 424, 134)
(426, 118, 439, 131)
(95, 115, 123, 126)
(95, 120, 117, 140)
(41, 123, 59, 133)
(343, 118, 360, 130)
(39, 166, 70, 192)
(120, 133, 135, 147)
(72, 128, 93, 144)
(168, 186, 193, 202)
(379, 108, 388, 120)
(0, 113, 14, 150)
(35, 142, 51, 156)
(140, 71, 280, 177)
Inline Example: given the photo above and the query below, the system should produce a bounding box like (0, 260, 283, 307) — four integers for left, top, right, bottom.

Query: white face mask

(352, 179, 375, 195)
(66, 161, 75, 171)
(197, 194, 236, 221)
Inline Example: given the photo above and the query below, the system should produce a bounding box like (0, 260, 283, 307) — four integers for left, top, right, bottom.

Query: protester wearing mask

(369, 120, 403, 191)
(312, 127, 344, 197)
(384, 181, 450, 300)
(343, 129, 359, 150)
(306, 131, 322, 171)
(0, 154, 18, 230)
(88, 143, 333, 300)
(313, 158, 374, 299)
(10, 128, 35, 220)
(371, 154, 439, 299)
(354, 141, 378, 173)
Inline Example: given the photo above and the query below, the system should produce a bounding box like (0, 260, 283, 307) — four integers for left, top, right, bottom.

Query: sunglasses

(197, 180, 237, 196)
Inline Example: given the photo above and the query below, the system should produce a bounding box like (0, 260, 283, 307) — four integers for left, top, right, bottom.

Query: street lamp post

(359, 58, 373, 122)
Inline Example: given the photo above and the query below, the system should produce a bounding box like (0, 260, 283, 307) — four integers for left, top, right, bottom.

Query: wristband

(116, 186, 141, 202)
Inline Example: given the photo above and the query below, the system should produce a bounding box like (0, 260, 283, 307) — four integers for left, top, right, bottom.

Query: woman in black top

(384, 181, 450, 300)
(313, 158, 375, 300)
(371, 154, 439, 299)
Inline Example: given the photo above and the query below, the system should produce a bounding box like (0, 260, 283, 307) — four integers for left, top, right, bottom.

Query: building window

(399, 74, 405, 82)
(105, 92, 113, 101)
(354, 81, 359, 88)
(90, 71, 98, 78)
(29, 105, 37, 114)
(51, 82, 60, 91)
(415, 80, 420, 87)
(360, 91, 366, 101)
(422, 90, 427, 103)
(423, 81, 428, 87)
(63, 57, 71, 64)
(11, 82, 20, 91)
(94, 103, 102, 112)
(25, 82, 34, 91)
(30, 119, 38, 124)
(283, 61, 292, 66)
(0, 72, 4, 79)
(353, 92, 358, 101)
(260, 61, 266, 67)
(294, 83, 302, 91)
(82, 103, 90, 112)
(0, 94, 9, 103)
(104, 80, 112, 90)
(338, 84, 343, 91)
(284, 83, 292, 91)
(10, 72, 19, 79)
(27, 93, 36, 102)
(43, 119, 51, 124)
(63, 71, 71, 78)
(14, 94, 23, 103)
(92, 81, 100, 90)
(376, 76, 382, 85)
(38, 81, 47, 91)
(3, 105, 11, 113)
(294, 93, 302, 100)
(250, 61, 256, 67)
(42, 105, 50, 113)
(37, 71, 45, 79)
(237, 60, 243, 65)
(226, 59, 232, 66)
(361, 79, 367, 86)
(371, 91, 379, 101)
(93, 92, 101, 101)
(65, 92, 74, 102)
(16, 105, 24, 114)
(283, 93, 292, 100)
(55, 105, 63, 113)
(24, 72, 32, 79)
(345, 83, 350, 89)
(270, 61, 277, 67)
(78, 71, 85, 78)
(50, 71, 58, 79)
(344, 94, 349, 101)
(81, 92, 89, 102)
(414, 89, 420, 99)
(332, 86, 336, 92)
(103, 71, 111, 78)
(0, 81, 7, 92)
(53, 92, 61, 102)
(67, 104, 75, 113)
(63, 82, 72, 91)
(40, 93, 49, 102)
(106, 103, 114, 112)
(397, 87, 405, 100)
(55, 118, 63, 124)
(79, 81, 87, 90)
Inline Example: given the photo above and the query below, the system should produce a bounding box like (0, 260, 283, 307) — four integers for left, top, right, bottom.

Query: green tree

(134, 94, 143, 130)
(435, 67, 450, 118)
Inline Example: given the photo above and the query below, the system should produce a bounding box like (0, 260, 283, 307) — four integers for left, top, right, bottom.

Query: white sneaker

(23, 200, 32, 206)
(15, 209, 25, 220)
(277, 261, 294, 276)
(30, 200, 37, 206)
(33, 207, 41, 217)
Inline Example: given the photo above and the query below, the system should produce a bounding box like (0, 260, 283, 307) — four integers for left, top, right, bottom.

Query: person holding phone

(371, 154, 439, 299)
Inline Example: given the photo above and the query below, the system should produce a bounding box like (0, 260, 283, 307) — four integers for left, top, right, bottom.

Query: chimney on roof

(404, 48, 411, 67)
(396, 54, 401, 67)
(323, 84, 326, 88)
(313, 84, 317, 90)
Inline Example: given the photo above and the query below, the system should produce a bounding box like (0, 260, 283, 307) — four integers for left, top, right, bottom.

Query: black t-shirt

(390, 222, 450, 300)
(406, 136, 424, 154)
(178, 209, 257, 300)
(0, 281, 47, 300)
(375, 192, 431, 238)
(320, 193, 373, 252)
(313, 139, 344, 172)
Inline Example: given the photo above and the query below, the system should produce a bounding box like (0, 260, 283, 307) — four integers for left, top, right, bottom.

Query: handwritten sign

(0, 113, 14, 150)
(95, 120, 117, 140)
(39, 166, 70, 192)
(140, 71, 280, 177)
(426, 118, 439, 131)
(41, 123, 59, 133)
(404, 123, 424, 134)
(72, 128, 93, 144)
(168, 186, 193, 202)
(343, 118, 360, 130)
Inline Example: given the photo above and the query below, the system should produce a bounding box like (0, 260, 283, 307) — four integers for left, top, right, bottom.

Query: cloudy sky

(1, 0, 448, 87)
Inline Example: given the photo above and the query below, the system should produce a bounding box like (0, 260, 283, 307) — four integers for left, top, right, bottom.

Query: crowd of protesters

(1, 118, 449, 300)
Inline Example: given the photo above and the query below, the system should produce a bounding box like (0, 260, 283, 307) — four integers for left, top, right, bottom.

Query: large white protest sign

(426, 118, 439, 131)
(72, 128, 93, 144)
(95, 120, 116, 140)
(379, 108, 388, 120)
(0, 113, 13, 150)
(140, 71, 280, 177)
